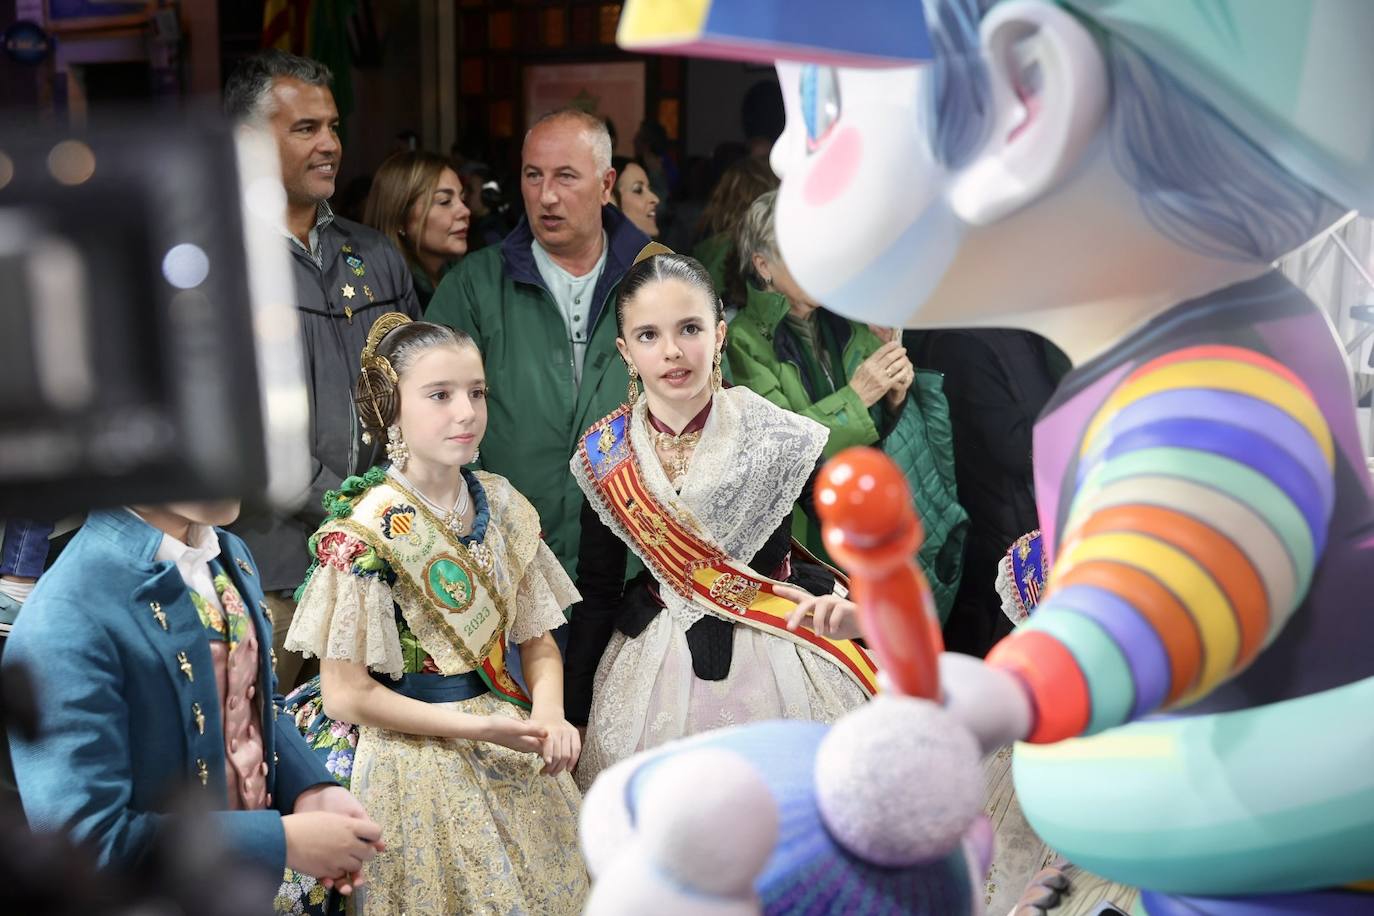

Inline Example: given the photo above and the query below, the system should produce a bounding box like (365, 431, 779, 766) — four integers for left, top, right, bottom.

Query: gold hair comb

(632, 241, 675, 266)
(357, 312, 413, 443)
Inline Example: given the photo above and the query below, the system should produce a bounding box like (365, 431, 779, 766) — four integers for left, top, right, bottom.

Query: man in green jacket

(425, 109, 650, 578)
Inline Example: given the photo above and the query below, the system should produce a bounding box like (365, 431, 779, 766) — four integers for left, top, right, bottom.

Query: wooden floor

(982, 746, 1139, 916)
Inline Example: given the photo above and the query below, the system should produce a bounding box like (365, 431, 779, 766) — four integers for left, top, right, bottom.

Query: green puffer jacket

(726, 284, 969, 620)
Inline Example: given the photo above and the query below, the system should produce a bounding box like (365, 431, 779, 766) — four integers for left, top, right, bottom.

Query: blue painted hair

(921, 0, 1342, 263)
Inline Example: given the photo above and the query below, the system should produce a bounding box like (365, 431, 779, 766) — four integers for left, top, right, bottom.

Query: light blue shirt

(531, 233, 608, 386)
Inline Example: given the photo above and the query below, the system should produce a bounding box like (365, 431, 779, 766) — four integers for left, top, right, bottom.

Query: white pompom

(815, 694, 982, 866)
(637, 748, 780, 898)
(582, 748, 777, 916)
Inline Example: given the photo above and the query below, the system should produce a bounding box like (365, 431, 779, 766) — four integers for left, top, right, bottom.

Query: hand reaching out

(774, 584, 864, 640)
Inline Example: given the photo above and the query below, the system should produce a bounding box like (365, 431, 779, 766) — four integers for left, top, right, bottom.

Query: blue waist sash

(377, 670, 489, 703)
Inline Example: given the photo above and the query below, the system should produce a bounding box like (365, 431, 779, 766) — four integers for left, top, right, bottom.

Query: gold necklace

(393, 469, 471, 536)
(647, 420, 701, 486)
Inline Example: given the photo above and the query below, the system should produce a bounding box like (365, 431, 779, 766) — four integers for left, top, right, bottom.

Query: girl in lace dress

(283, 315, 588, 914)
(566, 250, 875, 790)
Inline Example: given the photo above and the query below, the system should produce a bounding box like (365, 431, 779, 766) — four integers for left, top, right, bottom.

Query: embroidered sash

(578, 406, 878, 696)
(319, 478, 531, 708)
(1010, 530, 1047, 612)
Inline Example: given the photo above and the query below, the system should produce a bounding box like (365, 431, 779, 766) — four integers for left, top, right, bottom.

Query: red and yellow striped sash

(579, 408, 878, 695)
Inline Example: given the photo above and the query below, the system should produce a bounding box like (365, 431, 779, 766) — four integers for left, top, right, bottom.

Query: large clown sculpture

(583, 1, 1374, 914)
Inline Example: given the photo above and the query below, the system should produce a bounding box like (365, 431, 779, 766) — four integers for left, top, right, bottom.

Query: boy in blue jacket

(4, 501, 384, 904)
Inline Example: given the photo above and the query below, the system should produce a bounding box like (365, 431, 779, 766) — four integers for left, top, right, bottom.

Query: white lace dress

(569, 387, 868, 790)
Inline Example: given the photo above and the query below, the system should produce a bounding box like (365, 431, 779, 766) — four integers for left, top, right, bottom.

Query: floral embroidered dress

(282, 466, 588, 916)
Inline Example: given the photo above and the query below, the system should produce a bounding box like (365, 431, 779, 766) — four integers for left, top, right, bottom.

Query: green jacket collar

(499, 204, 649, 332)
(741, 281, 792, 333)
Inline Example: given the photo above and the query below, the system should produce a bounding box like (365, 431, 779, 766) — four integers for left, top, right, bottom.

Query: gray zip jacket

(231, 209, 420, 591)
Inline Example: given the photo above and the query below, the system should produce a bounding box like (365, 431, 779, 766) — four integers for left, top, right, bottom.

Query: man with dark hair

(223, 49, 420, 689)
(425, 109, 649, 578)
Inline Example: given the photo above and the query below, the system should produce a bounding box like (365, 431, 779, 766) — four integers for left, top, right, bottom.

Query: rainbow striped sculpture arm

(987, 345, 1334, 743)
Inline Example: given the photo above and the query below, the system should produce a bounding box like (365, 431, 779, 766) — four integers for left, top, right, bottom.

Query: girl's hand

(774, 583, 864, 640)
(530, 710, 582, 776)
(476, 715, 547, 754)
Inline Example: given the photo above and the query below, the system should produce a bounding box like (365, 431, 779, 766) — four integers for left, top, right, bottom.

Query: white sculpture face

(771, 61, 965, 327)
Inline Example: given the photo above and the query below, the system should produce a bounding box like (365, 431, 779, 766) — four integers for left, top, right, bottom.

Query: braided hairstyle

(355, 318, 477, 441)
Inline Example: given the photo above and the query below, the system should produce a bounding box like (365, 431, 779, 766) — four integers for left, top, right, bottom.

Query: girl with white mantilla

(566, 249, 876, 790)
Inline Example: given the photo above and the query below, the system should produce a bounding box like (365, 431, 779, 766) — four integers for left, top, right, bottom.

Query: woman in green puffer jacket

(726, 191, 969, 621)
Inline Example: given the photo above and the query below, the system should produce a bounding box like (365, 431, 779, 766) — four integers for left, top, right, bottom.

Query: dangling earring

(627, 363, 640, 406)
(711, 349, 723, 392)
(385, 424, 410, 470)
(472, 448, 480, 464)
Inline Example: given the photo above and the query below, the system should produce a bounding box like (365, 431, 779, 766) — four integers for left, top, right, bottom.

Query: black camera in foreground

(0, 112, 308, 519)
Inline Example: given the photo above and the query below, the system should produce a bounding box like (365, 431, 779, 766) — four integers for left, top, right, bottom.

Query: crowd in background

(0, 47, 1068, 914)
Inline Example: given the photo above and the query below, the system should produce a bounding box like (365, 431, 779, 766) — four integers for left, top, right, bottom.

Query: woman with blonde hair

(364, 151, 471, 309)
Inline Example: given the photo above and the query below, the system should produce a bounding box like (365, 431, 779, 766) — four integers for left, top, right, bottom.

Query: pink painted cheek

(803, 126, 864, 208)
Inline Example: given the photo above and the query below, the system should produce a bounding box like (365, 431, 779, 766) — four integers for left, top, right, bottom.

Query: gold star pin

(342, 283, 356, 300)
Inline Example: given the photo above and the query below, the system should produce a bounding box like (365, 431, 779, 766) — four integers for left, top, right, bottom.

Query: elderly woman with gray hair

(726, 190, 969, 620)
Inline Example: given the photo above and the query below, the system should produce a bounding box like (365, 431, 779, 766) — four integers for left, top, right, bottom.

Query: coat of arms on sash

(707, 571, 761, 614)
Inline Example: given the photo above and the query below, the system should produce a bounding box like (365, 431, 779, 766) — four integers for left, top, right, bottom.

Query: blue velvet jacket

(3, 509, 332, 874)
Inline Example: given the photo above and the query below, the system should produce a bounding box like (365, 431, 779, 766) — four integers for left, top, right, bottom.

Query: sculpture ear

(947, 0, 1108, 226)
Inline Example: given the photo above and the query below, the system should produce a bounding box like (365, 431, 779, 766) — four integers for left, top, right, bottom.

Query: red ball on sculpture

(816, 447, 922, 552)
